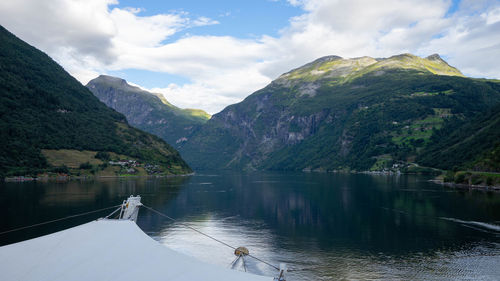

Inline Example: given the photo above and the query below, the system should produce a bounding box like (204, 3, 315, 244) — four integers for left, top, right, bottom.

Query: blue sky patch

(108, 69, 191, 89)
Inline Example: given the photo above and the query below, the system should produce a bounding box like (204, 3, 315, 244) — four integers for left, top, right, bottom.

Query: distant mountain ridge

(276, 53, 462, 87)
(177, 53, 500, 172)
(0, 25, 191, 177)
(86, 75, 210, 147)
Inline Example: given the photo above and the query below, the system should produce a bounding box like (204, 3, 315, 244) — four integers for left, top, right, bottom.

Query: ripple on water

(150, 218, 500, 280)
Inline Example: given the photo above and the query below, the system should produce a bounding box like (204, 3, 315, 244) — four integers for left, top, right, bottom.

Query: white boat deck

(0, 219, 273, 281)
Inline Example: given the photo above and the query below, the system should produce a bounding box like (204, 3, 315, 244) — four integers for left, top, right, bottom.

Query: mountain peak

(426, 53, 443, 61)
(96, 74, 126, 83)
(94, 75, 129, 86)
(277, 53, 463, 84)
(277, 55, 377, 83)
(310, 55, 344, 64)
(89, 75, 138, 92)
(390, 53, 416, 58)
(378, 53, 462, 76)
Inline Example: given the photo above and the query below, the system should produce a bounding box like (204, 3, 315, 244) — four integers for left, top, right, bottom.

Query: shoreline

(4, 172, 196, 183)
(306, 168, 500, 192)
(429, 179, 500, 192)
(6, 170, 500, 192)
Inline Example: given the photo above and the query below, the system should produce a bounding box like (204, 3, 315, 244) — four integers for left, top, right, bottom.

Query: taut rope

(141, 204, 280, 271)
(0, 204, 121, 236)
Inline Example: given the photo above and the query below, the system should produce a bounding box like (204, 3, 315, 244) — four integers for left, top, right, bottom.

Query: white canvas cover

(0, 220, 273, 281)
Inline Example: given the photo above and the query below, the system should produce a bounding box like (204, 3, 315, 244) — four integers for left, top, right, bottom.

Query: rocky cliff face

(86, 75, 210, 147)
(179, 54, 500, 171)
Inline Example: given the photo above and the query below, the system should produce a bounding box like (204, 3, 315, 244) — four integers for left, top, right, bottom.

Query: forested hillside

(0, 25, 191, 177)
(419, 100, 500, 172)
(178, 54, 500, 172)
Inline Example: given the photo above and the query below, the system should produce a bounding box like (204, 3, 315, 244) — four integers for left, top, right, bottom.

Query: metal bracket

(119, 195, 142, 222)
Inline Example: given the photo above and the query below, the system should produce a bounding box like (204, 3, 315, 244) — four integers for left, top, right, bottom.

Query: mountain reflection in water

(1, 172, 499, 280)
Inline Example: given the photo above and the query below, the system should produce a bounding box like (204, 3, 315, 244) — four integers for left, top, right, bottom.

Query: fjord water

(1, 172, 499, 280)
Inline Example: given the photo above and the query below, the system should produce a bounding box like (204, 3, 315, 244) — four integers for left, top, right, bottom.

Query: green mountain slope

(179, 54, 500, 171)
(418, 99, 500, 172)
(0, 25, 191, 177)
(86, 75, 210, 147)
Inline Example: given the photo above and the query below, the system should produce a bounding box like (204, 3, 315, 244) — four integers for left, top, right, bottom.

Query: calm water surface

(1, 172, 499, 280)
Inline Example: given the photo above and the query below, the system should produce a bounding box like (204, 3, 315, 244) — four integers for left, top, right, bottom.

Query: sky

(1, 0, 500, 114)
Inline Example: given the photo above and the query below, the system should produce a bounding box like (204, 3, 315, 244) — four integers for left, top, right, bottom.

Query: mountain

(0, 25, 191, 178)
(418, 101, 500, 172)
(86, 75, 210, 147)
(178, 54, 500, 172)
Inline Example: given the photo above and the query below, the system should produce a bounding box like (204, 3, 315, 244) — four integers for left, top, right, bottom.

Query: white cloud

(0, 0, 219, 86)
(151, 64, 272, 113)
(1, 0, 499, 114)
(419, 6, 500, 78)
(268, 0, 452, 70)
